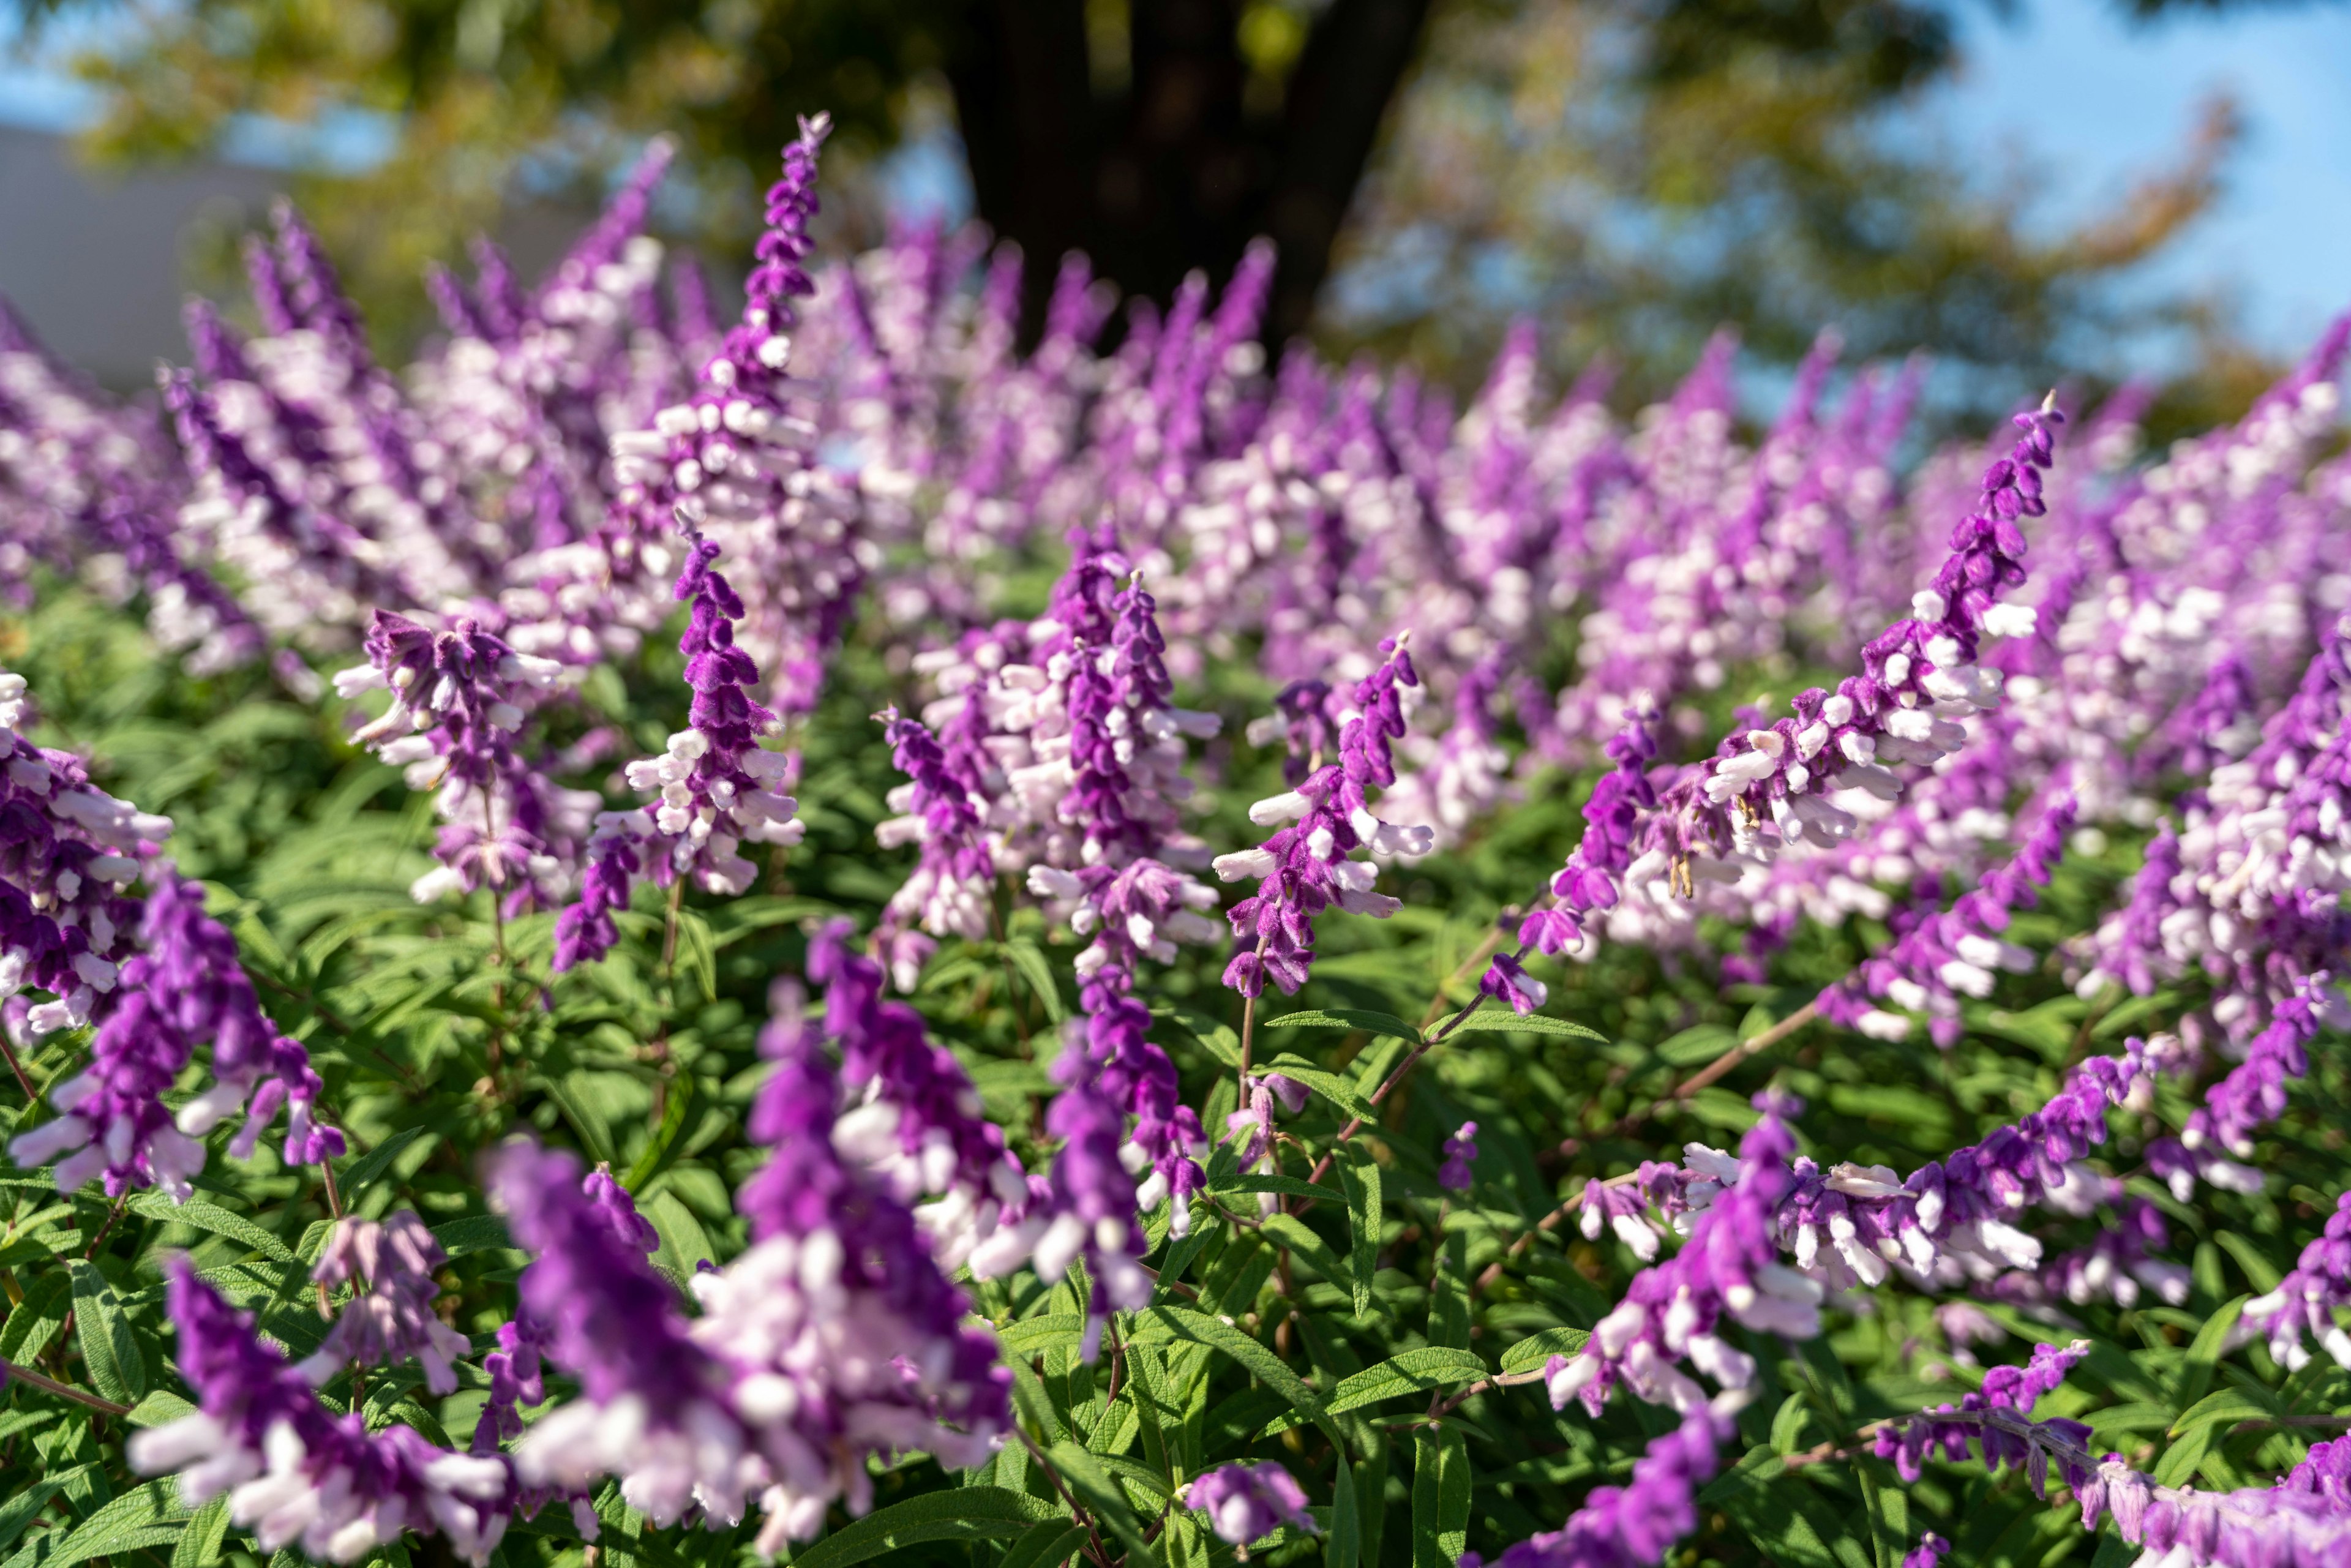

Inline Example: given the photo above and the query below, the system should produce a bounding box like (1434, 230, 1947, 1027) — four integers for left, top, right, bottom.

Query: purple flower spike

(1545, 1092, 1806, 1417)
(301, 1211, 472, 1395)
(1462, 1406, 1733, 1568)
(335, 610, 583, 912)
(552, 531, 803, 970)
(129, 1259, 516, 1564)
(489, 1139, 738, 1529)
(1439, 1121, 1480, 1191)
(1186, 1461, 1318, 1547)
(1215, 633, 1434, 997)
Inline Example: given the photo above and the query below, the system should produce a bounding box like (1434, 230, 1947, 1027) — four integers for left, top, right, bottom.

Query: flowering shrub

(0, 113, 2348, 1568)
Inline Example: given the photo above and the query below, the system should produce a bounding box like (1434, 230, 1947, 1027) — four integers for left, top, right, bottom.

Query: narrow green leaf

(1261, 1056, 1379, 1123)
(1263, 1009, 1422, 1044)
(1264, 1348, 1486, 1435)
(127, 1193, 295, 1262)
(1, 1477, 183, 1568)
(126, 1390, 195, 1428)
(2170, 1296, 2246, 1412)
(1328, 1447, 1362, 1568)
(0, 1271, 72, 1364)
(0, 1469, 76, 1555)
(429, 1214, 514, 1259)
(1004, 939, 1068, 1025)
(1341, 1149, 1383, 1318)
(67, 1259, 144, 1403)
(337, 1125, 429, 1197)
(671, 907, 718, 1003)
(1411, 1427, 1471, 1568)
(1046, 1441, 1157, 1564)
(2169, 1386, 2274, 1439)
(787, 1487, 1060, 1568)
(169, 1496, 230, 1568)
(1213, 1172, 1329, 1202)
(997, 1315, 1089, 1354)
(995, 1520, 1089, 1568)
(1160, 1006, 1243, 1071)
(542, 1077, 617, 1166)
(623, 1074, 695, 1190)
(1259, 1214, 1352, 1295)
(1439, 1009, 1606, 1042)
(1498, 1328, 1589, 1375)
(1139, 1306, 1330, 1436)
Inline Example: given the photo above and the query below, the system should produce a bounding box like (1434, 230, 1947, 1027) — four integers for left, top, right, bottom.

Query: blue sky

(5, 0, 2345, 354)
(1923, 0, 2351, 356)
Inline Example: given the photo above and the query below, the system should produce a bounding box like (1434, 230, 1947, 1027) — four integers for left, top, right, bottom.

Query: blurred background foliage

(0, 0, 2319, 434)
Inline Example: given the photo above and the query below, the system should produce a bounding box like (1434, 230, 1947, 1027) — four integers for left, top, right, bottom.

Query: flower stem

(0, 1356, 132, 1416)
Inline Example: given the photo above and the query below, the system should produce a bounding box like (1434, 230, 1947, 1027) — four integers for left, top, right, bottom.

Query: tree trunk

(944, 0, 1435, 342)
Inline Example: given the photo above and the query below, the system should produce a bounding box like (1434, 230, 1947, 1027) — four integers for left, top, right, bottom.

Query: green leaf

(0, 1270, 72, 1364)
(1260, 1056, 1379, 1124)
(642, 1190, 714, 1278)
(2214, 1232, 2284, 1294)
(1498, 1328, 1589, 1375)
(1327, 1449, 1361, 1568)
(2169, 1386, 2274, 1439)
(430, 1214, 514, 1259)
(67, 1259, 144, 1403)
(170, 1496, 230, 1568)
(1263, 1009, 1422, 1044)
(1003, 939, 1068, 1025)
(126, 1390, 196, 1428)
(623, 1073, 695, 1190)
(997, 1315, 1089, 1354)
(127, 1193, 295, 1262)
(1, 1477, 183, 1568)
(1438, 1009, 1605, 1042)
(672, 907, 718, 1003)
(1264, 1349, 1487, 1435)
(2169, 1296, 2246, 1412)
(1213, 1172, 1329, 1202)
(338, 1125, 429, 1197)
(994, 1520, 1090, 1568)
(1139, 1306, 1332, 1439)
(1161, 1006, 1242, 1070)
(542, 1077, 617, 1166)
(1259, 1214, 1353, 1297)
(787, 1487, 1061, 1568)
(1411, 1427, 1470, 1568)
(1046, 1441, 1157, 1563)
(1341, 1149, 1383, 1318)
(0, 1468, 84, 1555)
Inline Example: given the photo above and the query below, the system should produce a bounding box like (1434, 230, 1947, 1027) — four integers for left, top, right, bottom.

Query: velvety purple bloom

(874, 703, 996, 955)
(1439, 1121, 1479, 1191)
(0, 670, 167, 1035)
(804, 921, 1031, 1270)
(1817, 793, 2077, 1046)
(2235, 1190, 2351, 1371)
(13, 865, 342, 1196)
(1877, 1338, 2089, 1482)
(335, 610, 580, 910)
(301, 1211, 471, 1395)
(705, 977, 1012, 1548)
(1216, 634, 1434, 996)
(1545, 1092, 1809, 1417)
(1902, 1532, 1952, 1568)
(552, 534, 803, 970)
(128, 1259, 517, 1564)
(1771, 1032, 2182, 1294)
(1463, 1406, 1733, 1568)
(1186, 1461, 1317, 1546)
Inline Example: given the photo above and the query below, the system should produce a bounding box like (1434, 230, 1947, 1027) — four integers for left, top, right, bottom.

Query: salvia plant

(0, 108, 2347, 1568)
